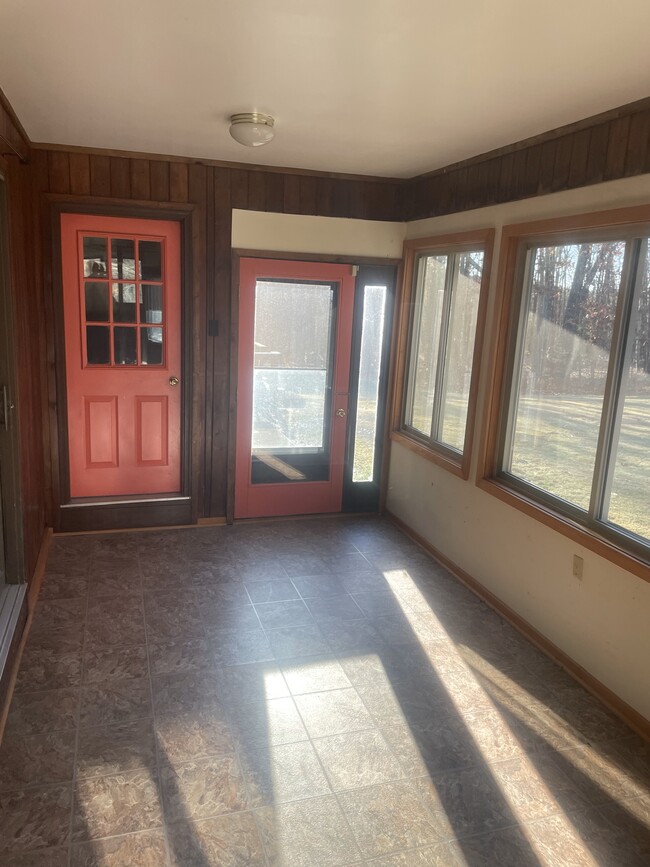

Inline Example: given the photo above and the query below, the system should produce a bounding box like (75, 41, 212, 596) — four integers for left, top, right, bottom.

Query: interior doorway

(234, 256, 395, 519)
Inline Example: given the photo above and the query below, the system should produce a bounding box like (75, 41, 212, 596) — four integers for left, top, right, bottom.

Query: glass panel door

(251, 280, 337, 484)
(235, 258, 356, 519)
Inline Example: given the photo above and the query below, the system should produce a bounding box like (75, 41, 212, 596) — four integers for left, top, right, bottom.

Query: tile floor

(0, 516, 649, 866)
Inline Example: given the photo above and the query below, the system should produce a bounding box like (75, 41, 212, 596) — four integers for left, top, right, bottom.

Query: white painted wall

(230, 194, 650, 720)
(232, 210, 405, 259)
(389, 175, 650, 719)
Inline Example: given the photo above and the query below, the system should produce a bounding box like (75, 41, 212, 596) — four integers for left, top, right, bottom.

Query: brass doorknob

(169, 376, 179, 386)
(336, 408, 346, 418)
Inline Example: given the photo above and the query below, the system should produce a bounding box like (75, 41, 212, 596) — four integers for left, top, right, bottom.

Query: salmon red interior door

(61, 214, 181, 498)
(235, 258, 355, 519)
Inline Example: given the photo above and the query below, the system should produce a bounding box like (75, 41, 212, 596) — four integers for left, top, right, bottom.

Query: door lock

(169, 376, 179, 387)
(336, 408, 346, 418)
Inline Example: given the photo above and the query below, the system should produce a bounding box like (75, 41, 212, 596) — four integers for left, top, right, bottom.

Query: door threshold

(0, 583, 26, 683)
(62, 494, 190, 508)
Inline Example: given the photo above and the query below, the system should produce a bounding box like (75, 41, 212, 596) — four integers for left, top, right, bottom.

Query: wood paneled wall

(31, 148, 402, 519)
(406, 97, 650, 221)
(2, 152, 47, 581)
(5, 91, 650, 529)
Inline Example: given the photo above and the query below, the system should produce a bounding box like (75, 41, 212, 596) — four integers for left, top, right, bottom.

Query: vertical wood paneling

(568, 128, 591, 189)
(246, 171, 268, 212)
(604, 115, 631, 181)
(584, 124, 609, 185)
(89, 155, 110, 197)
(624, 112, 650, 176)
(208, 166, 232, 517)
(48, 151, 70, 194)
(229, 170, 249, 210)
(130, 159, 151, 200)
(5, 157, 47, 580)
(299, 176, 318, 215)
(69, 153, 90, 196)
(169, 163, 188, 203)
(149, 160, 170, 202)
(110, 157, 130, 198)
(283, 174, 300, 213)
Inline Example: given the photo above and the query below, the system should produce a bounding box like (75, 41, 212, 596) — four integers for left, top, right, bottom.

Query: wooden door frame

(44, 196, 201, 532)
(0, 163, 25, 578)
(228, 249, 401, 523)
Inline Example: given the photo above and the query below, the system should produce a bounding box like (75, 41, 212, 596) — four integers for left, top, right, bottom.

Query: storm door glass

(251, 280, 337, 484)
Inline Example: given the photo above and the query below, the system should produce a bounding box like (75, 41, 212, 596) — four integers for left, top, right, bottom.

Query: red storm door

(235, 258, 355, 518)
(61, 214, 181, 498)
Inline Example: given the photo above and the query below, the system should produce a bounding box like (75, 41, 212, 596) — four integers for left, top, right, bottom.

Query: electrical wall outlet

(573, 554, 584, 580)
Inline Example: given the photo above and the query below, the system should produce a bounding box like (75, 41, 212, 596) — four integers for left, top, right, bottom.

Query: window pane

(140, 284, 163, 324)
(604, 241, 650, 541)
(114, 326, 137, 365)
(112, 283, 137, 323)
(507, 241, 625, 510)
(140, 327, 163, 365)
(440, 252, 483, 451)
(86, 325, 110, 364)
(111, 238, 136, 279)
(352, 285, 387, 482)
(83, 237, 107, 278)
(406, 255, 447, 435)
(84, 282, 109, 322)
(139, 240, 162, 280)
(252, 281, 334, 451)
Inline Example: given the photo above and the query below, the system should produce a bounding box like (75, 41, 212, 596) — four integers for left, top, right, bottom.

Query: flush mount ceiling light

(229, 112, 275, 147)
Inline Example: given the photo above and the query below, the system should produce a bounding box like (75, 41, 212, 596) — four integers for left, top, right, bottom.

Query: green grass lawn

(410, 393, 649, 542)
(511, 396, 649, 540)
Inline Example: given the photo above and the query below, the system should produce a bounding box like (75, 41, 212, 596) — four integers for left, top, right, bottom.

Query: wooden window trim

(392, 228, 494, 480)
(478, 204, 650, 583)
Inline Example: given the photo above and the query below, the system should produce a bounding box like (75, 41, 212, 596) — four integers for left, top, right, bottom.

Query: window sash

(497, 232, 650, 556)
(402, 248, 480, 455)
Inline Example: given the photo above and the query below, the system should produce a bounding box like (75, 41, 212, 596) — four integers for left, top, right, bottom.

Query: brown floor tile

(167, 811, 266, 867)
(0, 785, 72, 855)
(5, 689, 79, 735)
(266, 624, 331, 659)
(313, 729, 404, 791)
(239, 741, 331, 806)
(85, 597, 145, 649)
(414, 770, 516, 840)
(217, 661, 288, 705)
(70, 830, 168, 867)
(338, 780, 450, 858)
(151, 670, 223, 717)
(39, 572, 89, 600)
(160, 755, 250, 822)
(210, 627, 274, 665)
(365, 843, 466, 866)
(147, 638, 211, 676)
(72, 769, 163, 842)
(294, 688, 375, 738)
(0, 849, 69, 866)
(256, 795, 361, 866)
(155, 710, 236, 764)
(229, 696, 308, 749)
(281, 656, 351, 695)
(79, 678, 151, 727)
(6, 517, 650, 867)
(0, 732, 75, 792)
(76, 720, 157, 778)
(82, 646, 148, 684)
(14, 650, 83, 694)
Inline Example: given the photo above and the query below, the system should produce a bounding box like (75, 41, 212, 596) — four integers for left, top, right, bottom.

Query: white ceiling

(1, 0, 649, 178)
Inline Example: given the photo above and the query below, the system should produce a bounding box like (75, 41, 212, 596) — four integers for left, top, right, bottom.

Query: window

(486, 210, 650, 569)
(394, 230, 492, 477)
